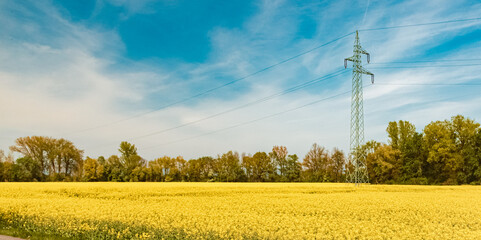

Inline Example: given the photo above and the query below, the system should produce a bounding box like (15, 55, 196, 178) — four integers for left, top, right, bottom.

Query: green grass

(0, 226, 69, 240)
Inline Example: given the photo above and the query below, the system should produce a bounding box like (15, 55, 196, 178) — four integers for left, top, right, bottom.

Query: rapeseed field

(0, 183, 480, 239)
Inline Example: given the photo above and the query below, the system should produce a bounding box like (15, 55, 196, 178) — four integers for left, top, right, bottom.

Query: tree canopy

(2, 115, 481, 184)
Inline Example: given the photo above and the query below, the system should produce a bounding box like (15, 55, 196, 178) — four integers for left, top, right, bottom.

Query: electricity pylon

(344, 30, 374, 185)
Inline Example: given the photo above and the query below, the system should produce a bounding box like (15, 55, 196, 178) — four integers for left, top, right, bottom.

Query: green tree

(365, 143, 401, 184)
(169, 156, 186, 181)
(96, 156, 109, 181)
(10, 136, 83, 181)
(10, 136, 49, 179)
(130, 166, 148, 182)
(184, 158, 203, 181)
(2, 161, 15, 182)
(148, 156, 186, 182)
(473, 129, 481, 183)
(215, 151, 245, 182)
(269, 146, 288, 181)
(386, 120, 425, 183)
(449, 115, 480, 184)
(386, 121, 399, 149)
(16, 156, 42, 181)
(302, 143, 330, 182)
(1, 151, 16, 181)
(330, 148, 345, 182)
(0, 150, 6, 181)
(285, 154, 301, 182)
(0, 158, 3, 182)
(423, 120, 462, 184)
(193, 156, 215, 181)
(47, 138, 84, 181)
(58, 139, 84, 178)
(243, 152, 274, 182)
(106, 155, 123, 181)
(118, 141, 145, 182)
(152, 156, 173, 182)
(83, 157, 104, 181)
(400, 132, 427, 184)
(148, 157, 164, 182)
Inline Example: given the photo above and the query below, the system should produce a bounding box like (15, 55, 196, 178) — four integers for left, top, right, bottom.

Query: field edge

(0, 226, 69, 240)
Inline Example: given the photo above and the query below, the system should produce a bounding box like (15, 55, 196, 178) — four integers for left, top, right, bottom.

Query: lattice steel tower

(344, 31, 374, 185)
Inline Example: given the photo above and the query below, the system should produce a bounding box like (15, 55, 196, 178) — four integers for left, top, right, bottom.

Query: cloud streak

(1, 0, 481, 160)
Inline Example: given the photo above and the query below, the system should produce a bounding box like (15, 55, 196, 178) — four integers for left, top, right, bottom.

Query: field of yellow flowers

(0, 183, 480, 239)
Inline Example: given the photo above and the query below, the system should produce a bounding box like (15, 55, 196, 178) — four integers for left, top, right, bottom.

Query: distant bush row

(1, 115, 480, 185)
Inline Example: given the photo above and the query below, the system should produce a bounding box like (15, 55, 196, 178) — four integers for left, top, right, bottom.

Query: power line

(67, 16, 481, 135)
(125, 69, 349, 142)
(365, 90, 481, 116)
(367, 85, 481, 114)
(66, 32, 355, 136)
(359, 17, 481, 32)
(142, 85, 371, 151)
(148, 14, 481, 151)
(123, 63, 480, 148)
(375, 82, 481, 86)
(370, 63, 481, 69)
(92, 69, 349, 149)
(142, 81, 477, 152)
(371, 59, 481, 64)
(68, 16, 481, 142)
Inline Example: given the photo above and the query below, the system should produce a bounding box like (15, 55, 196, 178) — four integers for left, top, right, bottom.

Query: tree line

(363, 115, 481, 185)
(1, 115, 480, 184)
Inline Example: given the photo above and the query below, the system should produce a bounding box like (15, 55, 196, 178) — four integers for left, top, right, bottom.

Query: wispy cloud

(1, 0, 480, 160)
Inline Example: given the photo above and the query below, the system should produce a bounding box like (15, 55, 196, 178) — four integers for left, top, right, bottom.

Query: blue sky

(1, 0, 481, 160)
(60, 0, 258, 62)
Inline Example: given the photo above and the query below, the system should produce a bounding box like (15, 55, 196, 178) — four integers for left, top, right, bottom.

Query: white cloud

(1, 0, 481, 161)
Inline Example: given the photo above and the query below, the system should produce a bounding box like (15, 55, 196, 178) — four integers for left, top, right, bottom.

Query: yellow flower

(0, 183, 480, 239)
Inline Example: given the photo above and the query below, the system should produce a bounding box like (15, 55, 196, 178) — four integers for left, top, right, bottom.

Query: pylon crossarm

(356, 66, 372, 75)
(358, 67, 374, 84)
(344, 57, 354, 68)
(363, 52, 370, 63)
